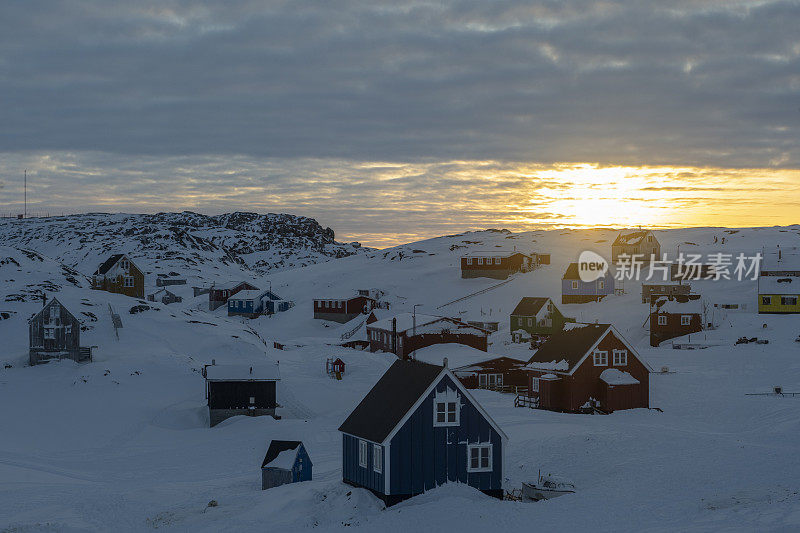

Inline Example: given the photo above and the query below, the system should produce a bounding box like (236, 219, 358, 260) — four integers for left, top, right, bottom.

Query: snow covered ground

(2, 224, 800, 531)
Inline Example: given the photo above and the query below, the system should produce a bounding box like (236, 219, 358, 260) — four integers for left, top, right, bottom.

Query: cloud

(0, 0, 798, 167)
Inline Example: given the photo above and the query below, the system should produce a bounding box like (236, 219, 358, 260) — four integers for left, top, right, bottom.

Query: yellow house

(758, 275, 800, 314)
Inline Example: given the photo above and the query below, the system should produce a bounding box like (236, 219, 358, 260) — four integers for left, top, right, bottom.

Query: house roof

(261, 440, 304, 469)
(31, 297, 74, 322)
(94, 254, 124, 275)
(759, 276, 800, 295)
(452, 355, 529, 374)
(652, 296, 704, 314)
(599, 368, 640, 386)
(338, 360, 443, 443)
(204, 363, 281, 381)
(413, 343, 512, 369)
(613, 230, 653, 246)
(314, 295, 375, 302)
(511, 297, 550, 317)
(525, 323, 611, 373)
(214, 281, 258, 291)
(229, 289, 268, 301)
(462, 250, 529, 258)
(367, 313, 450, 334)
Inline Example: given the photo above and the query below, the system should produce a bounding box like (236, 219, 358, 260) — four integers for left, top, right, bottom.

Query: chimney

(42, 293, 47, 308)
(443, 357, 448, 368)
(392, 318, 397, 356)
(212, 359, 216, 366)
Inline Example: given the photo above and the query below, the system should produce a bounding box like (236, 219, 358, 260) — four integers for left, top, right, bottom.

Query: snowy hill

(2, 223, 800, 531)
(0, 212, 367, 286)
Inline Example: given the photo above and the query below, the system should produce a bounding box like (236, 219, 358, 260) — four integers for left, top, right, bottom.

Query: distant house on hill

(156, 275, 187, 287)
(91, 254, 145, 298)
(29, 296, 92, 365)
(641, 283, 691, 304)
(366, 313, 489, 359)
(338, 359, 507, 505)
(261, 440, 312, 490)
(203, 361, 280, 426)
(649, 294, 705, 346)
(460, 251, 533, 279)
(147, 288, 182, 305)
(313, 294, 376, 323)
(561, 263, 615, 304)
(510, 297, 573, 342)
(228, 289, 292, 318)
(524, 323, 651, 413)
(208, 281, 259, 311)
(758, 275, 800, 314)
(612, 230, 660, 263)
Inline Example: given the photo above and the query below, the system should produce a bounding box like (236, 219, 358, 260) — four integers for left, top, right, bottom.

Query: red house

(208, 281, 259, 311)
(461, 251, 533, 279)
(525, 323, 651, 413)
(313, 295, 376, 323)
(366, 313, 490, 359)
(452, 356, 530, 393)
(649, 294, 704, 347)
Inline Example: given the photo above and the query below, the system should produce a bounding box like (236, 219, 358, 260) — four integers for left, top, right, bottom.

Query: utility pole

(24, 169, 27, 219)
(412, 304, 421, 361)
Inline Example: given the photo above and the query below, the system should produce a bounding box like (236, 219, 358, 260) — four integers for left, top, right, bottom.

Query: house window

(44, 328, 55, 340)
(781, 297, 798, 306)
(531, 377, 539, 392)
(681, 315, 691, 326)
(467, 444, 492, 472)
(65, 325, 72, 334)
(593, 350, 608, 366)
(433, 389, 460, 426)
(571, 281, 578, 289)
(527, 318, 532, 327)
(121, 260, 129, 269)
(494, 257, 501, 265)
(657, 315, 667, 326)
(466, 258, 472, 265)
(358, 440, 368, 468)
(373, 444, 382, 473)
(612, 349, 628, 366)
(761, 296, 771, 306)
(477, 258, 483, 265)
(647, 236, 653, 242)
(124, 276, 134, 288)
(598, 280, 605, 290)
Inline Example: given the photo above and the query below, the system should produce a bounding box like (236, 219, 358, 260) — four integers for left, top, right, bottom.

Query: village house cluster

(24, 234, 798, 506)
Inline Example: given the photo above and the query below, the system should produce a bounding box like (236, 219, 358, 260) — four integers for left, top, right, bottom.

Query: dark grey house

(29, 297, 91, 365)
(203, 361, 281, 427)
(147, 288, 183, 305)
(261, 440, 312, 490)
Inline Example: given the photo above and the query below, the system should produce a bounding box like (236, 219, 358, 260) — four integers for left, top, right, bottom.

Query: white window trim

(531, 377, 539, 392)
(124, 276, 134, 288)
(593, 350, 608, 366)
(494, 257, 501, 265)
(598, 280, 605, 290)
(680, 315, 691, 326)
(477, 258, 483, 265)
(466, 258, 472, 265)
(657, 315, 667, 326)
(467, 443, 493, 473)
(358, 440, 368, 468)
(373, 444, 382, 473)
(571, 281, 578, 289)
(433, 389, 460, 427)
(612, 349, 627, 366)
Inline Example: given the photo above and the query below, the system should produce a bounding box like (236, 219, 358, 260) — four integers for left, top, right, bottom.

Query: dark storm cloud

(1, 0, 798, 167)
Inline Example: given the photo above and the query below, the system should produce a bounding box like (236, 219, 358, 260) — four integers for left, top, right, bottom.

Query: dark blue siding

(389, 375, 502, 496)
(342, 434, 385, 493)
(292, 444, 313, 482)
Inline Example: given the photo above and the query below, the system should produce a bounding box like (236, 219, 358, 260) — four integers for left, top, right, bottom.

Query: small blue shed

(261, 440, 312, 490)
(338, 358, 507, 506)
(228, 289, 293, 317)
(561, 262, 615, 304)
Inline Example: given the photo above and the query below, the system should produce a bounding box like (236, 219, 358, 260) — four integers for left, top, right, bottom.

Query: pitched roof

(759, 276, 800, 295)
(31, 297, 74, 322)
(462, 250, 529, 258)
(338, 360, 443, 443)
(261, 440, 303, 468)
(204, 363, 281, 381)
(613, 230, 652, 246)
(367, 313, 449, 334)
(94, 254, 124, 275)
(526, 323, 611, 373)
(511, 297, 550, 317)
(563, 263, 580, 280)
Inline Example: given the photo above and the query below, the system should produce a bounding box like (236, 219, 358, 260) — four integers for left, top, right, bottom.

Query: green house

(510, 297, 573, 342)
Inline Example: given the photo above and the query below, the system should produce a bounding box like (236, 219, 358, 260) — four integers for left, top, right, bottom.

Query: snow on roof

(759, 276, 800, 295)
(654, 297, 704, 314)
(264, 448, 297, 469)
(414, 343, 510, 369)
(228, 290, 267, 300)
(613, 230, 653, 246)
(599, 368, 640, 386)
(204, 363, 280, 381)
(463, 250, 528, 258)
(761, 249, 800, 272)
(540, 373, 559, 380)
(523, 359, 570, 372)
(368, 313, 451, 334)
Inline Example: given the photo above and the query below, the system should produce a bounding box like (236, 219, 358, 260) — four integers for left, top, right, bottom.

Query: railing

(108, 304, 122, 340)
(514, 394, 538, 408)
(340, 318, 366, 340)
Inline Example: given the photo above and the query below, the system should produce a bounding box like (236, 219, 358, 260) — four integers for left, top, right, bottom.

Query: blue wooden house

(561, 262, 615, 304)
(228, 289, 292, 318)
(338, 359, 507, 506)
(261, 440, 312, 490)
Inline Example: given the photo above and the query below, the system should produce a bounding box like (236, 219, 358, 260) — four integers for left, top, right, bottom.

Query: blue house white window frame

(433, 388, 460, 427)
(358, 440, 368, 468)
(467, 443, 492, 473)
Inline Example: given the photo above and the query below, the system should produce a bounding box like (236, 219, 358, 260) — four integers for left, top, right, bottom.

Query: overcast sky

(1, 1, 798, 246)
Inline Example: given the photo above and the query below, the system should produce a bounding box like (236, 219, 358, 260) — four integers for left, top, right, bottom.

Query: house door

(488, 374, 497, 389)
